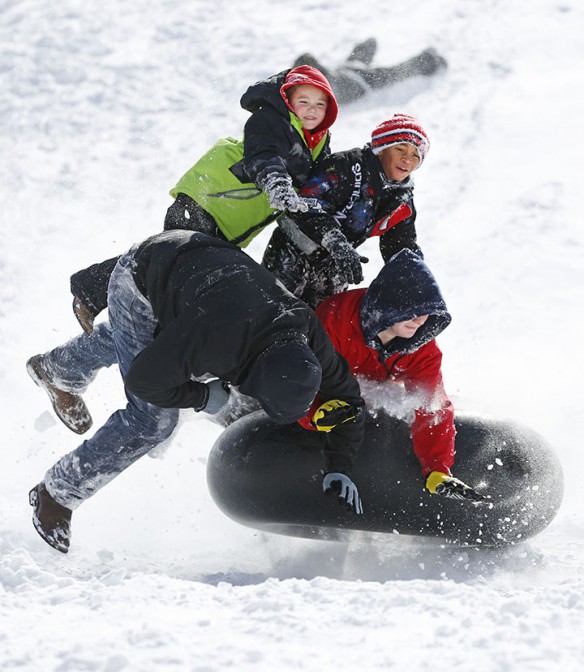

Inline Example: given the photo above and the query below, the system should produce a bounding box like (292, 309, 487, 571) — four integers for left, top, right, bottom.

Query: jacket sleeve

(307, 313, 365, 474)
(277, 164, 353, 251)
(124, 319, 208, 410)
(378, 201, 422, 261)
(398, 343, 456, 477)
(279, 210, 346, 253)
(241, 107, 293, 187)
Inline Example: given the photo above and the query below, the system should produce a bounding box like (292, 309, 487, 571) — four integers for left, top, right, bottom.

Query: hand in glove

(200, 379, 231, 415)
(321, 228, 368, 285)
(312, 399, 360, 432)
(323, 472, 364, 515)
(426, 471, 487, 503)
(262, 173, 309, 213)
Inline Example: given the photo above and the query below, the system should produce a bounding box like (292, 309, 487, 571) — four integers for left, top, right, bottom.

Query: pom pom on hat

(370, 114, 430, 165)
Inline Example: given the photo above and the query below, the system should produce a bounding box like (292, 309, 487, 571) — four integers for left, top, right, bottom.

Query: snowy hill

(1, 0, 583, 669)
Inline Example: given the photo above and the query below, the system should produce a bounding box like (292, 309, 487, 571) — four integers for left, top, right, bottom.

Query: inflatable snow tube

(206, 410, 563, 547)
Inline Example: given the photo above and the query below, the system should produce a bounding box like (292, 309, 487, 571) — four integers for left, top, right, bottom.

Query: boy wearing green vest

(70, 65, 338, 332)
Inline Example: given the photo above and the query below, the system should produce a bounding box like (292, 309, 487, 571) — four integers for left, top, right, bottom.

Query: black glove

(262, 173, 309, 213)
(200, 379, 231, 415)
(321, 228, 367, 285)
(426, 471, 487, 503)
(323, 472, 364, 514)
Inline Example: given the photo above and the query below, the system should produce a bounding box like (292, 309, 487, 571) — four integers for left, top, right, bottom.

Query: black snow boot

(411, 47, 448, 76)
(26, 354, 92, 434)
(347, 37, 377, 66)
(292, 52, 329, 75)
(29, 483, 72, 554)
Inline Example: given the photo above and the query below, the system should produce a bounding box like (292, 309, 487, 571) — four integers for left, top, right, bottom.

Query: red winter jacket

(298, 289, 455, 477)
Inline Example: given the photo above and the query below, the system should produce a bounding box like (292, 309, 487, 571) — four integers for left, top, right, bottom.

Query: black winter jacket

(125, 231, 364, 473)
(282, 145, 421, 261)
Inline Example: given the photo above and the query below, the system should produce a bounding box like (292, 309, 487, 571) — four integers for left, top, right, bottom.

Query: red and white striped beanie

(370, 114, 430, 165)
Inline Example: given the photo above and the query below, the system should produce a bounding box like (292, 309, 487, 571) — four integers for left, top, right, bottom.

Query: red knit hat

(281, 66, 338, 148)
(370, 114, 430, 166)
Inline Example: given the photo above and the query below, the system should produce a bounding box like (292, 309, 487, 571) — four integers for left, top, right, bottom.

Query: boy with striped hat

(262, 113, 431, 308)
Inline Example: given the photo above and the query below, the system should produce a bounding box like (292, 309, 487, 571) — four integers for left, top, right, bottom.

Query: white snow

(2, 0, 584, 669)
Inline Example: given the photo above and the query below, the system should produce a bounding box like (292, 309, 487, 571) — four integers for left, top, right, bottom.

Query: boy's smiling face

(288, 84, 328, 131)
(378, 143, 421, 181)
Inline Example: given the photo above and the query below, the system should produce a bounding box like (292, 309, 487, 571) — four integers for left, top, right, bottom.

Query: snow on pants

(40, 322, 117, 394)
(44, 253, 180, 509)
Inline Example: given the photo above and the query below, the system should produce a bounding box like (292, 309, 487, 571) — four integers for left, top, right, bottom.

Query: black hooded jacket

(236, 70, 333, 189)
(124, 230, 364, 472)
(359, 249, 451, 357)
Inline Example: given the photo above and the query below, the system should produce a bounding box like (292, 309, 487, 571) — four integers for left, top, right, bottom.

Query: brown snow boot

(29, 482, 72, 554)
(72, 296, 95, 334)
(26, 354, 93, 434)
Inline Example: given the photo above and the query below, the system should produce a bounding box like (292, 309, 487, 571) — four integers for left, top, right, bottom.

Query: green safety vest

(170, 116, 328, 247)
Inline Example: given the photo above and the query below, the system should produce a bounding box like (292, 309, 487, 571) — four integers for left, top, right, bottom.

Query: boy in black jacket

(27, 231, 365, 554)
(263, 113, 430, 308)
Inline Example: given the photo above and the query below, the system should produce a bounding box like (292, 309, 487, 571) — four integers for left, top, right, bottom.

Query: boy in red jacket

(302, 248, 486, 502)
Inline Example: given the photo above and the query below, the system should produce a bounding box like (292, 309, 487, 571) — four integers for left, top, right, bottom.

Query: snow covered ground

(1, 0, 583, 669)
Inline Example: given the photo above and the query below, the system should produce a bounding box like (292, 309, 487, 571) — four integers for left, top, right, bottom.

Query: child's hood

(280, 65, 338, 133)
(240, 70, 289, 113)
(240, 67, 338, 135)
(359, 249, 452, 356)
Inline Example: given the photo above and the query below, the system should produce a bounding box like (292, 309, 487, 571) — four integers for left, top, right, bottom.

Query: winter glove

(321, 228, 368, 285)
(323, 472, 364, 515)
(426, 471, 487, 503)
(262, 173, 309, 213)
(200, 379, 231, 415)
(210, 387, 263, 428)
(312, 399, 359, 432)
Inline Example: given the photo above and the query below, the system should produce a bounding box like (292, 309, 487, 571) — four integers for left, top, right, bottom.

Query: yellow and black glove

(426, 471, 487, 503)
(312, 399, 359, 432)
